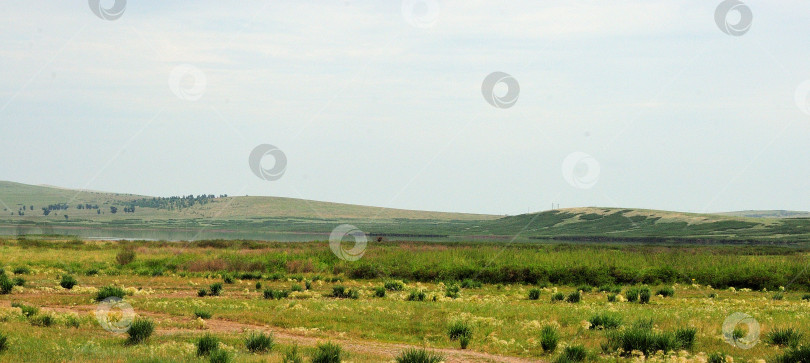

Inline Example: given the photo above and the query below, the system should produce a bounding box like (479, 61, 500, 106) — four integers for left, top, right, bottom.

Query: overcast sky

(1, 0, 809, 215)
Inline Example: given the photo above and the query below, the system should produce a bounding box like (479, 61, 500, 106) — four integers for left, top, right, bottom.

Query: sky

(1, 0, 809, 216)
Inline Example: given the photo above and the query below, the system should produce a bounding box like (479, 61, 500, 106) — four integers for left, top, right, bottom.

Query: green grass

(196, 334, 219, 357)
(588, 313, 622, 330)
(767, 328, 803, 347)
(126, 318, 154, 344)
(244, 331, 273, 353)
(312, 342, 344, 363)
(540, 325, 559, 353)
(95, 286, 125, 301)
(395, 348, 444, 363)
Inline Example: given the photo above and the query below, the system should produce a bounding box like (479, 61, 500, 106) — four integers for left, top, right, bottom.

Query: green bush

(12, 277, 24, 287)
(312, 342, 343, 363)
(0, 275, 14, 294)
(209, 283, 223, 296)
(767, 328, 803, 347)
(555, 345, 587, 363)
(589, 313, 622, 330)
(245, 331, 273, 353)
(775, 346, 810, 363)
(374, 286, 386, 298)
(330, 285, 358, 299)
(528, 288, 541, 300)
(12, 267, 30, 275)
(406, 289, 426, 301)
(576, 285, 593, 292)
(802, 294, 810, 301)
(263, 289, 289, 300)
(95, 286, 125, 301)
(675, 327, 697, 350)
(305, 280, 312, 290)
(656, 287, 675, 297)
(448, 321, 472, 349)
(11, 302, 38, 317)
(540, 325, 559, 353)
(566, 290, 581, 303)
(551, 292, 564, 302)
(60, 275, 77, 290)
(395, 348, 444, 363)
(255, 282, 262, 290)
(209, 349, 231, 363)
(607, 293, 617, 302)
(708, 352, 725, 363)
(639, 288, 651, 304)
(127, 318, 154, 344)
(29, 314, 53, 327)
(460, 279, 482, 289)
(625, 288, 639, 302)
(223, 275, 234, 284)
(196, 334, 219, 356)
(194, 309, 212, 319)
(116, 247, 135, 266)
(0, 332, 7, 352)
(384, 280, 405, 291)
(198, 288, 208, 297)
(445, 284, 460, 299)
(290, 284, 303, 292)
(283, 344, 303, 363)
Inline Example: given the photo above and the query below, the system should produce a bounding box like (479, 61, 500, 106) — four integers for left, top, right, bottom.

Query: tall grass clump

(95, 286, 125, 301)
(674, 327, 697, 350)
(395, 348, 444, 363)
(639, 287, 651, 304)
(554, 345, 587, 363)
(374, 286, 386, 297)
(448, 321, 472, 349)
(625, 288, 639, 302)
(406, 289, 426, 302)
(767, 328, 803, 348)
(208, 283, 223, 296)
(330, 286, 359, 299)
(773, 293, 785, 301)
(263, 289, 289, 300)
(194, 309, 212, 319)
(607, 293, 618, 302)
(59, 275, 77, 290)
(775, 346, 810, 363)
(196, 334, 219, 356)
(126, 318, 154, 344)
(0, 332, 6, 352)
(312, 342, 344, 363)
(588, 313, 622, 330)
(540, 325, 559, 353)
(566, 290, 582, 303)
(11, 302, 38, 317)
(708, 352, 725, 363)
(209, 349, 231, 363)
(656, 287, 675, 297)
(551, 292, 564, 302)
(384, 280, 405, 291)
(528, 288, 541, 300)
(283, 344, 303, 363)
(245, 331, 273, 353)
(602, 322, 695, 356)
(0, 274, 14, 295)
(445, 284, 460, 299)
(116, 246, 135, 266)
(460, 279, 482, 289)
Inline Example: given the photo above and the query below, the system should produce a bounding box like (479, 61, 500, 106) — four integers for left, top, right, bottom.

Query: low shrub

(263, 289, 289, 300)
(96, 286, 125, 301)
(11, 302, 38, 317)
(639, 288, 651, 304)
(312, 342, 343, 363)
(209, 283, 223, 296)
(540, 325, 559, 353)
(773, 293, 785, 301)
(290, 284, 303, 292)
(385, 280, 405, 291)
(0, 275, 14, 295)
(12, 277, 24, 287)
(196, 334, 219, 356)
(551, 292, 564, 302)
(406, 289, 426, 302)
(127, 318, 154, 344)
(116, 247, 135, 266)
(576, 285, 593, 292)
(767, 328, 803, 348)
(607, 293, 617, 302)
(283, 344, 303, 363)
(589, 313, 622, 330)
(708, 352, 725, 363)
(222, 275, 234, 284)
(29, 314, 53, 327)
(802, 294, 810, 301)
(198, 289, 208, 297)
(657, 287, 675, 297)
(12, 267, 30, 275)
(445, 284, 460, 299)
(555, 345, 587, 363)
(775, 346, 810, 363)
(245, 331, 273, 353)
(194, 310, 212, 319)
(255, 282, 262, 290)
(374, 286, 386, 297)
(625, 288, 639, 302)
(60, 275, 77, 290)
(330, 286, 358, 299)
(395, 348, 444, 363)
(528, 288, 541, 300)
(460, 279, 482, 289)
(675, 327, 697, 350)
(566, 290, 582, 303)
(448, 321, 472, 349)
(0, 332, 7, 352)
(209, 349, 231, 363)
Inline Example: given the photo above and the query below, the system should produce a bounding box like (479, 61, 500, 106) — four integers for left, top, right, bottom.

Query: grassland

(0, 237, 808, 362)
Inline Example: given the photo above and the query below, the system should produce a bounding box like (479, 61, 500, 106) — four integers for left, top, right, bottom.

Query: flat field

(0, 238, 808, 362)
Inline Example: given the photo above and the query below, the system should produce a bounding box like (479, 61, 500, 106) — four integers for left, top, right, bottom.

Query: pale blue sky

(1, 0, 809, 215)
